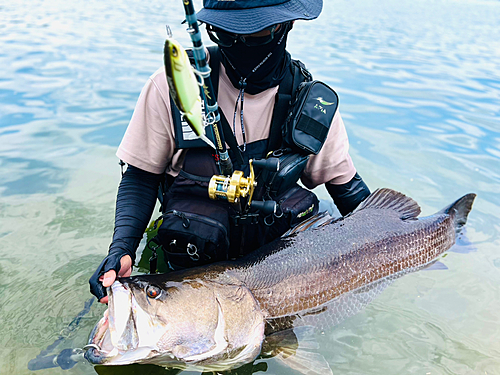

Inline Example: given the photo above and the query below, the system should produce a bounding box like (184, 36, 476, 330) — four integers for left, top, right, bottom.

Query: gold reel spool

(208, 158, 280, 215)
(208, 161, 256, 204)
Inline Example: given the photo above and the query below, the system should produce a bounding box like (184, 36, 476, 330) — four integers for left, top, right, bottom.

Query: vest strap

(173, 46, 311, 164)
(268, 59, 311, 152)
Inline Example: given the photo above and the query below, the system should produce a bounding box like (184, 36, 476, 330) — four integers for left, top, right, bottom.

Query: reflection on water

(1, 157, 67, 196)
(1, 0, 499, 374)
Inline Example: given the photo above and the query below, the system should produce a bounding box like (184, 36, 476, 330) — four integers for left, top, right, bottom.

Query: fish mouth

(84, 344, 107, 365)
(84, 280, 175, 366)
(84, 311, 112, 364)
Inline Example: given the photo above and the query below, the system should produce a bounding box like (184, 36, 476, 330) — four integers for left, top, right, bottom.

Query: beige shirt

(117, 63, 356, 189)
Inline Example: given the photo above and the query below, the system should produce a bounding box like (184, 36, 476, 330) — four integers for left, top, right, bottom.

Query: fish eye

(146, 285, 162, 299)
(172, 46, 178, 57)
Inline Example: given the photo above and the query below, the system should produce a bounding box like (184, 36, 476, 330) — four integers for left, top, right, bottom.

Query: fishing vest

(156, 46, 339, 269)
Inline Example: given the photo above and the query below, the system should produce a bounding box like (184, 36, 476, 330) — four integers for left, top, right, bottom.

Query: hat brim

(197, 0, 322, 34)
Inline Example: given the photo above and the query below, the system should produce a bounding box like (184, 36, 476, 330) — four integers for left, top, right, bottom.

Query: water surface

(1, 0, 499, 374)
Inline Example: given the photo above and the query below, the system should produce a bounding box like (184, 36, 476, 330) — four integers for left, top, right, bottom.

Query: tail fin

(440, 193, 476, 233)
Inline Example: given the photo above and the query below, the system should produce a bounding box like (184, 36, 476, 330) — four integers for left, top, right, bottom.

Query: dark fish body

(228, 189, 466, 327)
(85, 189, 476, 371)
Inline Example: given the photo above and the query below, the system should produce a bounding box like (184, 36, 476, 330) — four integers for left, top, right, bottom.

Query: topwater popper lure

(164, 37, 216, 150)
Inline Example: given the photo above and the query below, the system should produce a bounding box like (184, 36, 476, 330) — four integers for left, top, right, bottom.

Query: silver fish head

(86, 273, 266, 371)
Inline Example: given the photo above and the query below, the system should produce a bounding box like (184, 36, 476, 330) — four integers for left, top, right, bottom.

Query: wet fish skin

(88, 277, 266, 371)
(85, 189, 476, 371)
(236, 189, 474, 329)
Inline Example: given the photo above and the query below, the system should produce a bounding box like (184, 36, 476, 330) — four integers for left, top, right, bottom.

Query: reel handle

(252, 158, 279, 172)
(251, 200, 276, 215)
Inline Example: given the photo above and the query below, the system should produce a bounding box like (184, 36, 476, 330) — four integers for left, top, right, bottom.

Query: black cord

(27, 297, 95, 371)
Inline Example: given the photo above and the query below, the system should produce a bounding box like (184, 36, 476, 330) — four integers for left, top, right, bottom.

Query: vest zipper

(162, 210, 229, 237)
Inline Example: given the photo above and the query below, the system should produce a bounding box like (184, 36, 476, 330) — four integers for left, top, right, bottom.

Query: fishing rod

(178, 0, 277, 215)
(181, 0, 233, 176)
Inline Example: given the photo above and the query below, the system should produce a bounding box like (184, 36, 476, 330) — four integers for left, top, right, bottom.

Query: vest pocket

(157, 195, 231, 269)
(262, 185, 320, 242)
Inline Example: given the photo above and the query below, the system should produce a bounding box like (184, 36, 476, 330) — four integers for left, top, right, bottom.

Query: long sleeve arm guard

(89, 164, 162, 300)
(326, 172, 370, 216)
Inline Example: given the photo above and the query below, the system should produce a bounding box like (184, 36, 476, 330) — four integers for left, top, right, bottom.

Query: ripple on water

(1, 0, 500, 374)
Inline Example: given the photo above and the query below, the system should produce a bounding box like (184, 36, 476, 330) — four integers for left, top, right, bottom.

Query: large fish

(164, 38, 215, 149)
(85, 189, 475, 372)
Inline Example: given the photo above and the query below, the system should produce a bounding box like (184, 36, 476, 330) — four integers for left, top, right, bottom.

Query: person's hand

(98, 255, 133, 304)
(89, 252, 133, 303)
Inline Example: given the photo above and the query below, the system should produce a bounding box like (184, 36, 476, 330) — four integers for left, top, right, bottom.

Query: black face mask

(220, 23, 292, 95)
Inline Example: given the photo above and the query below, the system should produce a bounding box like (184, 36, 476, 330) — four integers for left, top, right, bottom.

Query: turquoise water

(1, 0, 499, 374)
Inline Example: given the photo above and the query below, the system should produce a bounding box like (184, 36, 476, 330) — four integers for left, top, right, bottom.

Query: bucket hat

(197, 0, 323, 34)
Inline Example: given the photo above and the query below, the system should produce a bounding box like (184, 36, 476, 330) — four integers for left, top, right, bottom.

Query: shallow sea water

(1, 0, 499, 374)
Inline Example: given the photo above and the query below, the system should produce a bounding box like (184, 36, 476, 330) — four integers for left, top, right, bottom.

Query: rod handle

(251, 200, 276, 215)
(252, 158, 280, 172)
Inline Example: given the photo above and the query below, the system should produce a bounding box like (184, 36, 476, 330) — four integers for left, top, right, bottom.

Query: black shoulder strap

(267, 59, 311, 152)
(180, 49, 311, 163)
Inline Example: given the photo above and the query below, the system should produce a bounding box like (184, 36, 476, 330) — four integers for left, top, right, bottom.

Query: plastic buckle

(232, 213, 260, 226)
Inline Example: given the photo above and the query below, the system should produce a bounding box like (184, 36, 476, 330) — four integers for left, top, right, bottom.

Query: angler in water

(89, 0, 371, 304)
(85, 189, 475, 372)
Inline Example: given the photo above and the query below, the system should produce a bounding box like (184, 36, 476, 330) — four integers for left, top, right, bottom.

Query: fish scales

(224, 209, 456, 319)
(85, 189, 476, 371)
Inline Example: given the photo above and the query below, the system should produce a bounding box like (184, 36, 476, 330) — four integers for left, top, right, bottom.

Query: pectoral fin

(273, 349, 332, 375)
(262, 327, 332, 375)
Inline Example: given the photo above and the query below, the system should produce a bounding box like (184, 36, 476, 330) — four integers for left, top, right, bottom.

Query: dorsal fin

(354, 188, 421, 220)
